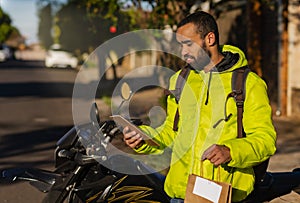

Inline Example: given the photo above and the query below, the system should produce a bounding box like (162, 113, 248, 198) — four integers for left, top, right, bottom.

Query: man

(123, 11, 276, 202)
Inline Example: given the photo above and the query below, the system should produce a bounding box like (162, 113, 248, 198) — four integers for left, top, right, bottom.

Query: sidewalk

(269, 116, 300, 172)
(269, 116, 300, 202)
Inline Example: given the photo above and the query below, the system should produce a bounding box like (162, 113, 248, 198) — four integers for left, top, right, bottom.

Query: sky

(0, 0, 40, 44)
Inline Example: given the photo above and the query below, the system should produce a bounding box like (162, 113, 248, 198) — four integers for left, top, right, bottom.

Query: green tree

(0, 7, 17, 43)
(38, 3, 53, 49)
(55, 0, 131, 53)
(53, 0, 133, 79)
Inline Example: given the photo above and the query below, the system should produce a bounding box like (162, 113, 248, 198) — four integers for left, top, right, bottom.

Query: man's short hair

(177, 11, 219, 45)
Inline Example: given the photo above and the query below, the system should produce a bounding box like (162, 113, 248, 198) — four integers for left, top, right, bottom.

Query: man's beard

(184, 43, 211, 71)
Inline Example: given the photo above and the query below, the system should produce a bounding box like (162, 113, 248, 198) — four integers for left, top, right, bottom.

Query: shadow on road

(0, 82, 75, 98)
(0, 59, 45, 69)
(0, 126, 72, 170)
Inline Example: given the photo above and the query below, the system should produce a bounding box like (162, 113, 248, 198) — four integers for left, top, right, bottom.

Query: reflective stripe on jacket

(136, 45, 276, 202)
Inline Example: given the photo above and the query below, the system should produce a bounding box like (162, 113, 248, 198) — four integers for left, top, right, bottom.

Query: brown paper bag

(185, 174, 232, 203)
(185, 163, 232, 203)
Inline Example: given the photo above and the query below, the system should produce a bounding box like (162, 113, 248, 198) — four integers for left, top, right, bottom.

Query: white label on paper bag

(192, 176, 222, 203)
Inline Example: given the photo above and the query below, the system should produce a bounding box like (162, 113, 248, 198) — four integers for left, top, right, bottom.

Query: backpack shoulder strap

(232, 66, 269, 183)
(231, 66, 250, 138)
(164, 65, 191, 131)
(173, 66, 190, 131)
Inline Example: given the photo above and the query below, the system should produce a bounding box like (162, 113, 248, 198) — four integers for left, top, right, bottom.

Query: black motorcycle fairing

(0, 167, 61, 192)
(1, 167, 60, 184)
(42, 164, 108, 203)
(54, 122, 99, 169)
(103, 154, 170, 201)
(56, 126, 78, 149)
(63, 154, 170, 203)
(107, 154, 164, 177)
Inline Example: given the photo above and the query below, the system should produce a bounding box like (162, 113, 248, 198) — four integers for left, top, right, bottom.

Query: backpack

(165, 65, 269, 183)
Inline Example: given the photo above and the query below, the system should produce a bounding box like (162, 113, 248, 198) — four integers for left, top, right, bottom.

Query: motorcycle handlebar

(58, 149, 74, 159)
(57, 120, 128, 166)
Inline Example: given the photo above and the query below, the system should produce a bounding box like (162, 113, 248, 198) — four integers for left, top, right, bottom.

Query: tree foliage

(54, 0, 131, 53)
(0, 7, 17, 43)
(38, 3, 53, 49)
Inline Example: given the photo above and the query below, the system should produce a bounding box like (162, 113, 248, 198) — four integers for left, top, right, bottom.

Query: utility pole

(277, 0, 288, 116)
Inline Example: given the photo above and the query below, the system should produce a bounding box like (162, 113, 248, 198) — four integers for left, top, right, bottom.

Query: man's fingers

(210, 156, 219, 163)
(201, 144, 231, 166)
(212, 159, 222, 167)
(123, 126, 129, 134)
(122, 127, 143, 149)
(201, 144, 216, 160)
(123, 129, 137, 140)
(127, 133, 141, 144)
(123, 127, 135, 138)
(126, 136, 142, 149)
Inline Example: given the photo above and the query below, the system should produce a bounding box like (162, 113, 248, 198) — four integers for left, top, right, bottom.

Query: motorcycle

(1, 82, 300, 203)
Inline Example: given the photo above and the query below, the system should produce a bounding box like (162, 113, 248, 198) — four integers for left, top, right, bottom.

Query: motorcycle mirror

(120, 82, 132, 101)
(90, 102, 100, 124)
(114, 82, 132, 115)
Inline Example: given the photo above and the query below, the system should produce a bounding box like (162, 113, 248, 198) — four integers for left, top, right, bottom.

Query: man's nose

(181, 46, 189, 57)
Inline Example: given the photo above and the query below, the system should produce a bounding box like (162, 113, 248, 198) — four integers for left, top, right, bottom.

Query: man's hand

(123, 126, 144, 149)
(201, 144, 232, 166)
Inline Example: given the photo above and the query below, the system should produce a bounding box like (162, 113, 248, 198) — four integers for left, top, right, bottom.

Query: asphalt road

(0, 60, 78, 202)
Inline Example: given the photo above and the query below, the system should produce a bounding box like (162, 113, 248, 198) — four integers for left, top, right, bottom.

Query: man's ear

(206, 32, 216, 46)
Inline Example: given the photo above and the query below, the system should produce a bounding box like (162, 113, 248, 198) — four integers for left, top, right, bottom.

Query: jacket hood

(204, 45, 248, 104)
(215, 45, 248, 72)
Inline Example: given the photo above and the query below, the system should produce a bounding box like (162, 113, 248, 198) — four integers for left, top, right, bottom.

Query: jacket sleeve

(134, 73, 180, 154)
(222, 73, 277, 168)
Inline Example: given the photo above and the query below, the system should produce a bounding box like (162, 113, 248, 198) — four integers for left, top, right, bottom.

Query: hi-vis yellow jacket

(136, 45, 276, 202)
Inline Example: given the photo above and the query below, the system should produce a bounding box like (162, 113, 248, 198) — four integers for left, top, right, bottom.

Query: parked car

(0, 50, 6, 62)
(45, 44, 78, 68)
(0, 44, 12, 62)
